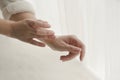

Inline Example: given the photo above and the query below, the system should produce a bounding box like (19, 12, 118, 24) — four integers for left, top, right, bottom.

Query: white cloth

(0, 36, 101, 80)
(0, 0, 35, 19)
(0, 0, 102, 80)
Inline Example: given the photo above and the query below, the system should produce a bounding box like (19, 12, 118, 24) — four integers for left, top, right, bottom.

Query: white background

(0, 0, 120, 80)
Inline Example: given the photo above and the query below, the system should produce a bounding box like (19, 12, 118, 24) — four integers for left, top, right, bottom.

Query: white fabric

(0, 10, 3, 19)
(0, 0, 101, 80)
(0, 0, 119, 80)
(61, 0, 120, 80)
(0, 0, 35, 19)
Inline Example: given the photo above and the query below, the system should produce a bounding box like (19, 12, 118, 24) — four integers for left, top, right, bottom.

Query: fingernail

(43, 23, 51, 27)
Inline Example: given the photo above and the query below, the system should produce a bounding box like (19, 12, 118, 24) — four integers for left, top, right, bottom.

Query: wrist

(0, 20, 15, 37)
(7, 21, 16, 37)
(40, 36, 56, 44)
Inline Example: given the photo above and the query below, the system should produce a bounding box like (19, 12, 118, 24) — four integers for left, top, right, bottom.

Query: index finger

(27, 20, 51, 29)
(36, 20, 51, 28)
(80, 45, 85, 61)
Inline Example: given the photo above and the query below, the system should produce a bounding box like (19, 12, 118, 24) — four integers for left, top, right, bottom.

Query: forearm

(10, 12, 56, 43)
(10, 12, 36, 21)
(0, 12, 36, 36)
(0, 19, 14, 36)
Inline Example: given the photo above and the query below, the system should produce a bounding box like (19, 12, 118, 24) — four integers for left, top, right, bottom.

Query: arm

(0, 19, 14, 36)
(0, 0, 55, 47)
(0, 0, 36, 36)
(10, 12, 36, 21)
(0, 17, 55, 47)
(0, 0, 85, 61)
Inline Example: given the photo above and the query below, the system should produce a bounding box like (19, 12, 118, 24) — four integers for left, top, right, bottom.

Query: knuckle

(26, 19, 35, 27)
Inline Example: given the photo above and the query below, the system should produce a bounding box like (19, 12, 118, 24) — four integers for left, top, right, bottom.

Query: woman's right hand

(41, 35, 85, 61)
(10, 19, 55, 47)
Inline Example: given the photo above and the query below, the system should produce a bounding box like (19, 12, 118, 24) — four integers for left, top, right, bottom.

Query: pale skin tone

(0, 13, 55, 47)
(42, 35, 85, 61)
(0, 11, 85, 61)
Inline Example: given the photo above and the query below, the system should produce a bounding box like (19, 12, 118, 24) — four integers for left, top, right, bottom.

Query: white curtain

(34, 0, 120, 80)
(35, 0, 106, 79)
(105, 0, 120, 80)
(0, 0, 120, 80)
(57, 0, 120, 80)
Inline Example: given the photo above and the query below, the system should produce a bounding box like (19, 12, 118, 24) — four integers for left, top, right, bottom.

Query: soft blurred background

(0, 0, 120, 80)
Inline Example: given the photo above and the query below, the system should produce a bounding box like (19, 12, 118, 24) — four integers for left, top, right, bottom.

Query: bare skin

(10, 19, 55, 47)
(42, 35, 85, 61)
(0, 12, 85, 61)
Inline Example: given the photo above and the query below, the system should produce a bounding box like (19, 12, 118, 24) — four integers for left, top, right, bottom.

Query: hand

(10, 19, 55, 47)
(42, 35, 85, 61)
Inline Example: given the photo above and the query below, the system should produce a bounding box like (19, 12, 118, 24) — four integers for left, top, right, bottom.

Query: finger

(73, 37, 85, 49)
(65, 44, 81, 54)
(35, 20, 51, 28)
(80, 46, 85, 61)
(59, 43, 80, 61)
(70, 37, 86, 61)
(26, 20, 51, 29)
(36, 29, 55, 35)
(37, 20, 49, 24)
(28, 38, 46, 47)
(60, 52, 79, 62)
